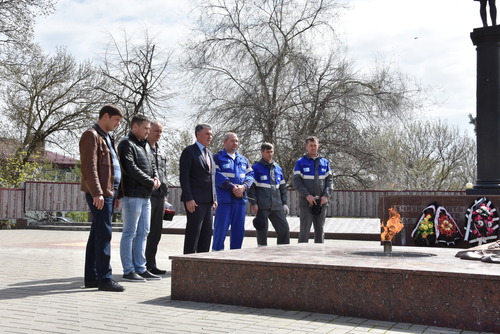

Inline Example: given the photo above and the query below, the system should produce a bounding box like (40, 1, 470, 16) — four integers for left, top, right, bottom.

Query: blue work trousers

(212, 202, 246, 251)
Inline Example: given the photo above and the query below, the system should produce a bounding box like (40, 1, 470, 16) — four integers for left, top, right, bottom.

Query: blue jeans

(120, 197, 151, 274)
(84, 192, 115, 284)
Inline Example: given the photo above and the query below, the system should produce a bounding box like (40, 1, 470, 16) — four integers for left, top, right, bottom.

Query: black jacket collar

(258, 158, 274, 168)
(127, 131, 147, 147)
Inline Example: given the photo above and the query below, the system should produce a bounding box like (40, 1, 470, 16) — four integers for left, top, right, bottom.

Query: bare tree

(161, 129, 196, 187)
(0, 0, 55, 47)
(368, 120, 476, 190)
(98, 29, 174, 136)
(184, 0, 426, 187)
(0, 45, 104, 167)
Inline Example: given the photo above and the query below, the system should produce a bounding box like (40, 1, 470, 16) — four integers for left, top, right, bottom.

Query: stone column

(468, 26, 500, 195)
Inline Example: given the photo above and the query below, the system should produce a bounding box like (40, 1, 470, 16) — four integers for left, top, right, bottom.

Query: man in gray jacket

(248, 143, 290, 246)
(293, 136, 333, 243)
(145, 121, 169, 275)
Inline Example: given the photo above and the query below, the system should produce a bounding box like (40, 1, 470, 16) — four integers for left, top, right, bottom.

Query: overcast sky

(34, 0, 480, 136)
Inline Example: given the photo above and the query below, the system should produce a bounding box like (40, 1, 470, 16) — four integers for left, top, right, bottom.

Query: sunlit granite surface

(171, 241, 500, 332)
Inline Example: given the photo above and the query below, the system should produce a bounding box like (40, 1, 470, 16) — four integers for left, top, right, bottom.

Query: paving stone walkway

(0, 230, 491, 334)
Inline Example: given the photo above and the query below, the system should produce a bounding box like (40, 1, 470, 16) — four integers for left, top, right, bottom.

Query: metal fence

(0, 181, 462, 220)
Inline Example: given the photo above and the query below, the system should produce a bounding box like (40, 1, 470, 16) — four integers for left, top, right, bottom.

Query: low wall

(167, 188, 459, 218)
(0, 181, 462, 221)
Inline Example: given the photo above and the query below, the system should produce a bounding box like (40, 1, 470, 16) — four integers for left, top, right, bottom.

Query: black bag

(311, 202, 322, 215)
(253, 215, 266, 230)
(163, 208, 175, 221)
(162, 201, 176, 221)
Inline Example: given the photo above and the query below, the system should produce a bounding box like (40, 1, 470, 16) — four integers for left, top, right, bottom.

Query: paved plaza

(0, 229, 492, 334)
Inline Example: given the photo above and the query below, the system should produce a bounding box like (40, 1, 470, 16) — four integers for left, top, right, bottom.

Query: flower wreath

(411, 203, 437, 246)
(434, 206, 462, 245)
(464, 197, 499, 245)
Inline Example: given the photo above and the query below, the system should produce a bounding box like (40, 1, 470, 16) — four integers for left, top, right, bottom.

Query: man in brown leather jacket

(80, 105, 124, 292)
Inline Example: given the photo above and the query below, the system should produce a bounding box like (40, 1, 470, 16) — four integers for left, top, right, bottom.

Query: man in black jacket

(118, 115, 161, 282)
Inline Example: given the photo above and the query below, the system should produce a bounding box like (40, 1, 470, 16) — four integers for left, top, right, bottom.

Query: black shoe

(460, 251, 484, 261)
(481, 254, 500, 263)
(122, 271, 147, 282)
(84, 281, 99, 288)
(149, 267, 167, 275)
(99, 279, 125, 292)
(139, 270, 162, 280)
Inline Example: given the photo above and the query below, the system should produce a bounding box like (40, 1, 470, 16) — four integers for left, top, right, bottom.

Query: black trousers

(84, 192, 115, 284)
(183, 202, 213, 254)
(145, 195, 165, 270)
(255, 208, 290, 246)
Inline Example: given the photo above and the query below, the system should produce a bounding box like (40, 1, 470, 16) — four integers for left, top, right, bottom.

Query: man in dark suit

(179, 124, 218, 254)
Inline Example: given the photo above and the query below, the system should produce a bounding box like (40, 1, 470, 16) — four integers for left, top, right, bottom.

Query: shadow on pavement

(0, 277, 104, 300)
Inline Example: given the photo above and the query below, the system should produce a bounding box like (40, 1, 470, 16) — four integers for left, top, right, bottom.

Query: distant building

(43, 150, 78, 169)
(0, 138, 78, 182)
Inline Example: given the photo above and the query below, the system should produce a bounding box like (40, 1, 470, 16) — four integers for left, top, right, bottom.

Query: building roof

(43, 150, 77, 168)
(0, 138, 77, 168)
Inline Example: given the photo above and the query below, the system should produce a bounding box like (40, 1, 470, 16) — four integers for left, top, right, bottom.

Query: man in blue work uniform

(293, 136, 333, 243)
(212, 132, 254, 251)
(248, 142, 290, 246)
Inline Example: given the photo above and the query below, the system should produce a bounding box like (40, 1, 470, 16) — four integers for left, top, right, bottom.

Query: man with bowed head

(293, 136, 333, 243)
(212, 132, 254, 251)
(179, 124, 217, 254)
(79, 104, 125, 292)
(145, 121, 169, 275)
(247, 142, 290, 247)
(118, 115, 162, 282)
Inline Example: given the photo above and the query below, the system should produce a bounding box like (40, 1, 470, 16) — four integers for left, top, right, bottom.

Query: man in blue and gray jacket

(212, 132, 254, 250)
(248, 142, 290, 246)
(293, 136, 333, 243)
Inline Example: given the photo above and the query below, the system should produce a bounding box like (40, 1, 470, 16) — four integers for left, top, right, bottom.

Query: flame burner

(381, 207, 404, 252)
(382, 240, 392, 254)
